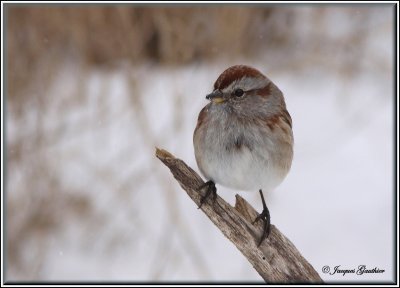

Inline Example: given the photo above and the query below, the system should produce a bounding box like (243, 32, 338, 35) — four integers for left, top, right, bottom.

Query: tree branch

(156, 148, 323, 283)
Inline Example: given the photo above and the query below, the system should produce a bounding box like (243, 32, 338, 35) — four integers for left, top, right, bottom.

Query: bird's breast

(194, 110, 292, 192)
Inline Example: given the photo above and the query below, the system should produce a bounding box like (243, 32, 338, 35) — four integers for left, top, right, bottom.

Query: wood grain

(156, 148, 323, 283)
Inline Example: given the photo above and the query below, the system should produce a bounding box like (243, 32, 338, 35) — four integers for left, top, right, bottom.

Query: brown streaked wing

(281, 109, 292, 128)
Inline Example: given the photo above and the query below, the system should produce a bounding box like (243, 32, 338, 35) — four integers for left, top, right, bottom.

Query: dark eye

(234, 88, 244, 97)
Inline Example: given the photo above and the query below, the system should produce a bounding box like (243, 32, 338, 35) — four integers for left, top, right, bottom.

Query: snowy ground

(6, 63, 394, 282)
(6, 6, 394, 283)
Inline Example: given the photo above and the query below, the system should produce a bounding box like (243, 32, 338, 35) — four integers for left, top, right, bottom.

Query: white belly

(197, 143, 286, 192)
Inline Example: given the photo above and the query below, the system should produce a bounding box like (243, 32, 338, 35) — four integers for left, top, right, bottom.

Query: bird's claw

(197, 180, 217, 208)
(253, 189, 271, 246)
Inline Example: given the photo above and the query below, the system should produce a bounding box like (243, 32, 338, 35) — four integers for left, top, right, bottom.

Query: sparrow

(193, 65, 294, 246)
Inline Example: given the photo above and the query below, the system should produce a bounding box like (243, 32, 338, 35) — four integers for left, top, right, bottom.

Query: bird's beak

(206, 90, 225, 104)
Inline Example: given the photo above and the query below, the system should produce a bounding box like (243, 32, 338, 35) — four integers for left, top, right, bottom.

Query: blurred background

(5, 4, 394, 282)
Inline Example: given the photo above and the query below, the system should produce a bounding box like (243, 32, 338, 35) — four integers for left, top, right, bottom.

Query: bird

(193, 65, 294, 246)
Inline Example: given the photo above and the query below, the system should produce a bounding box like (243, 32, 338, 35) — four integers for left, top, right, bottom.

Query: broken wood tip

(155, 147, 176, 160)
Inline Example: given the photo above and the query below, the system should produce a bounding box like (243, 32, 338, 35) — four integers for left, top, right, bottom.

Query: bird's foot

(197, 180, 217, 208)
(253, 189, 271, 246)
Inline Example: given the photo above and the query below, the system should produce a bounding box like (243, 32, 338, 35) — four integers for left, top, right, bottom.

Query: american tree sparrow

(193, 65, 294, 245)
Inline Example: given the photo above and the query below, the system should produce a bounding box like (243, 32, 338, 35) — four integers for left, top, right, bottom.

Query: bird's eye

(234, 88, 244, 97)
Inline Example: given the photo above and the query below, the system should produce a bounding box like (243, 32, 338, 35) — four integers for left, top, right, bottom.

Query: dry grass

(6, 5, 294, 99)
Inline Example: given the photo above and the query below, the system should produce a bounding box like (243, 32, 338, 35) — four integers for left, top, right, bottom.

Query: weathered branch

(156, 148, 323, 283)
